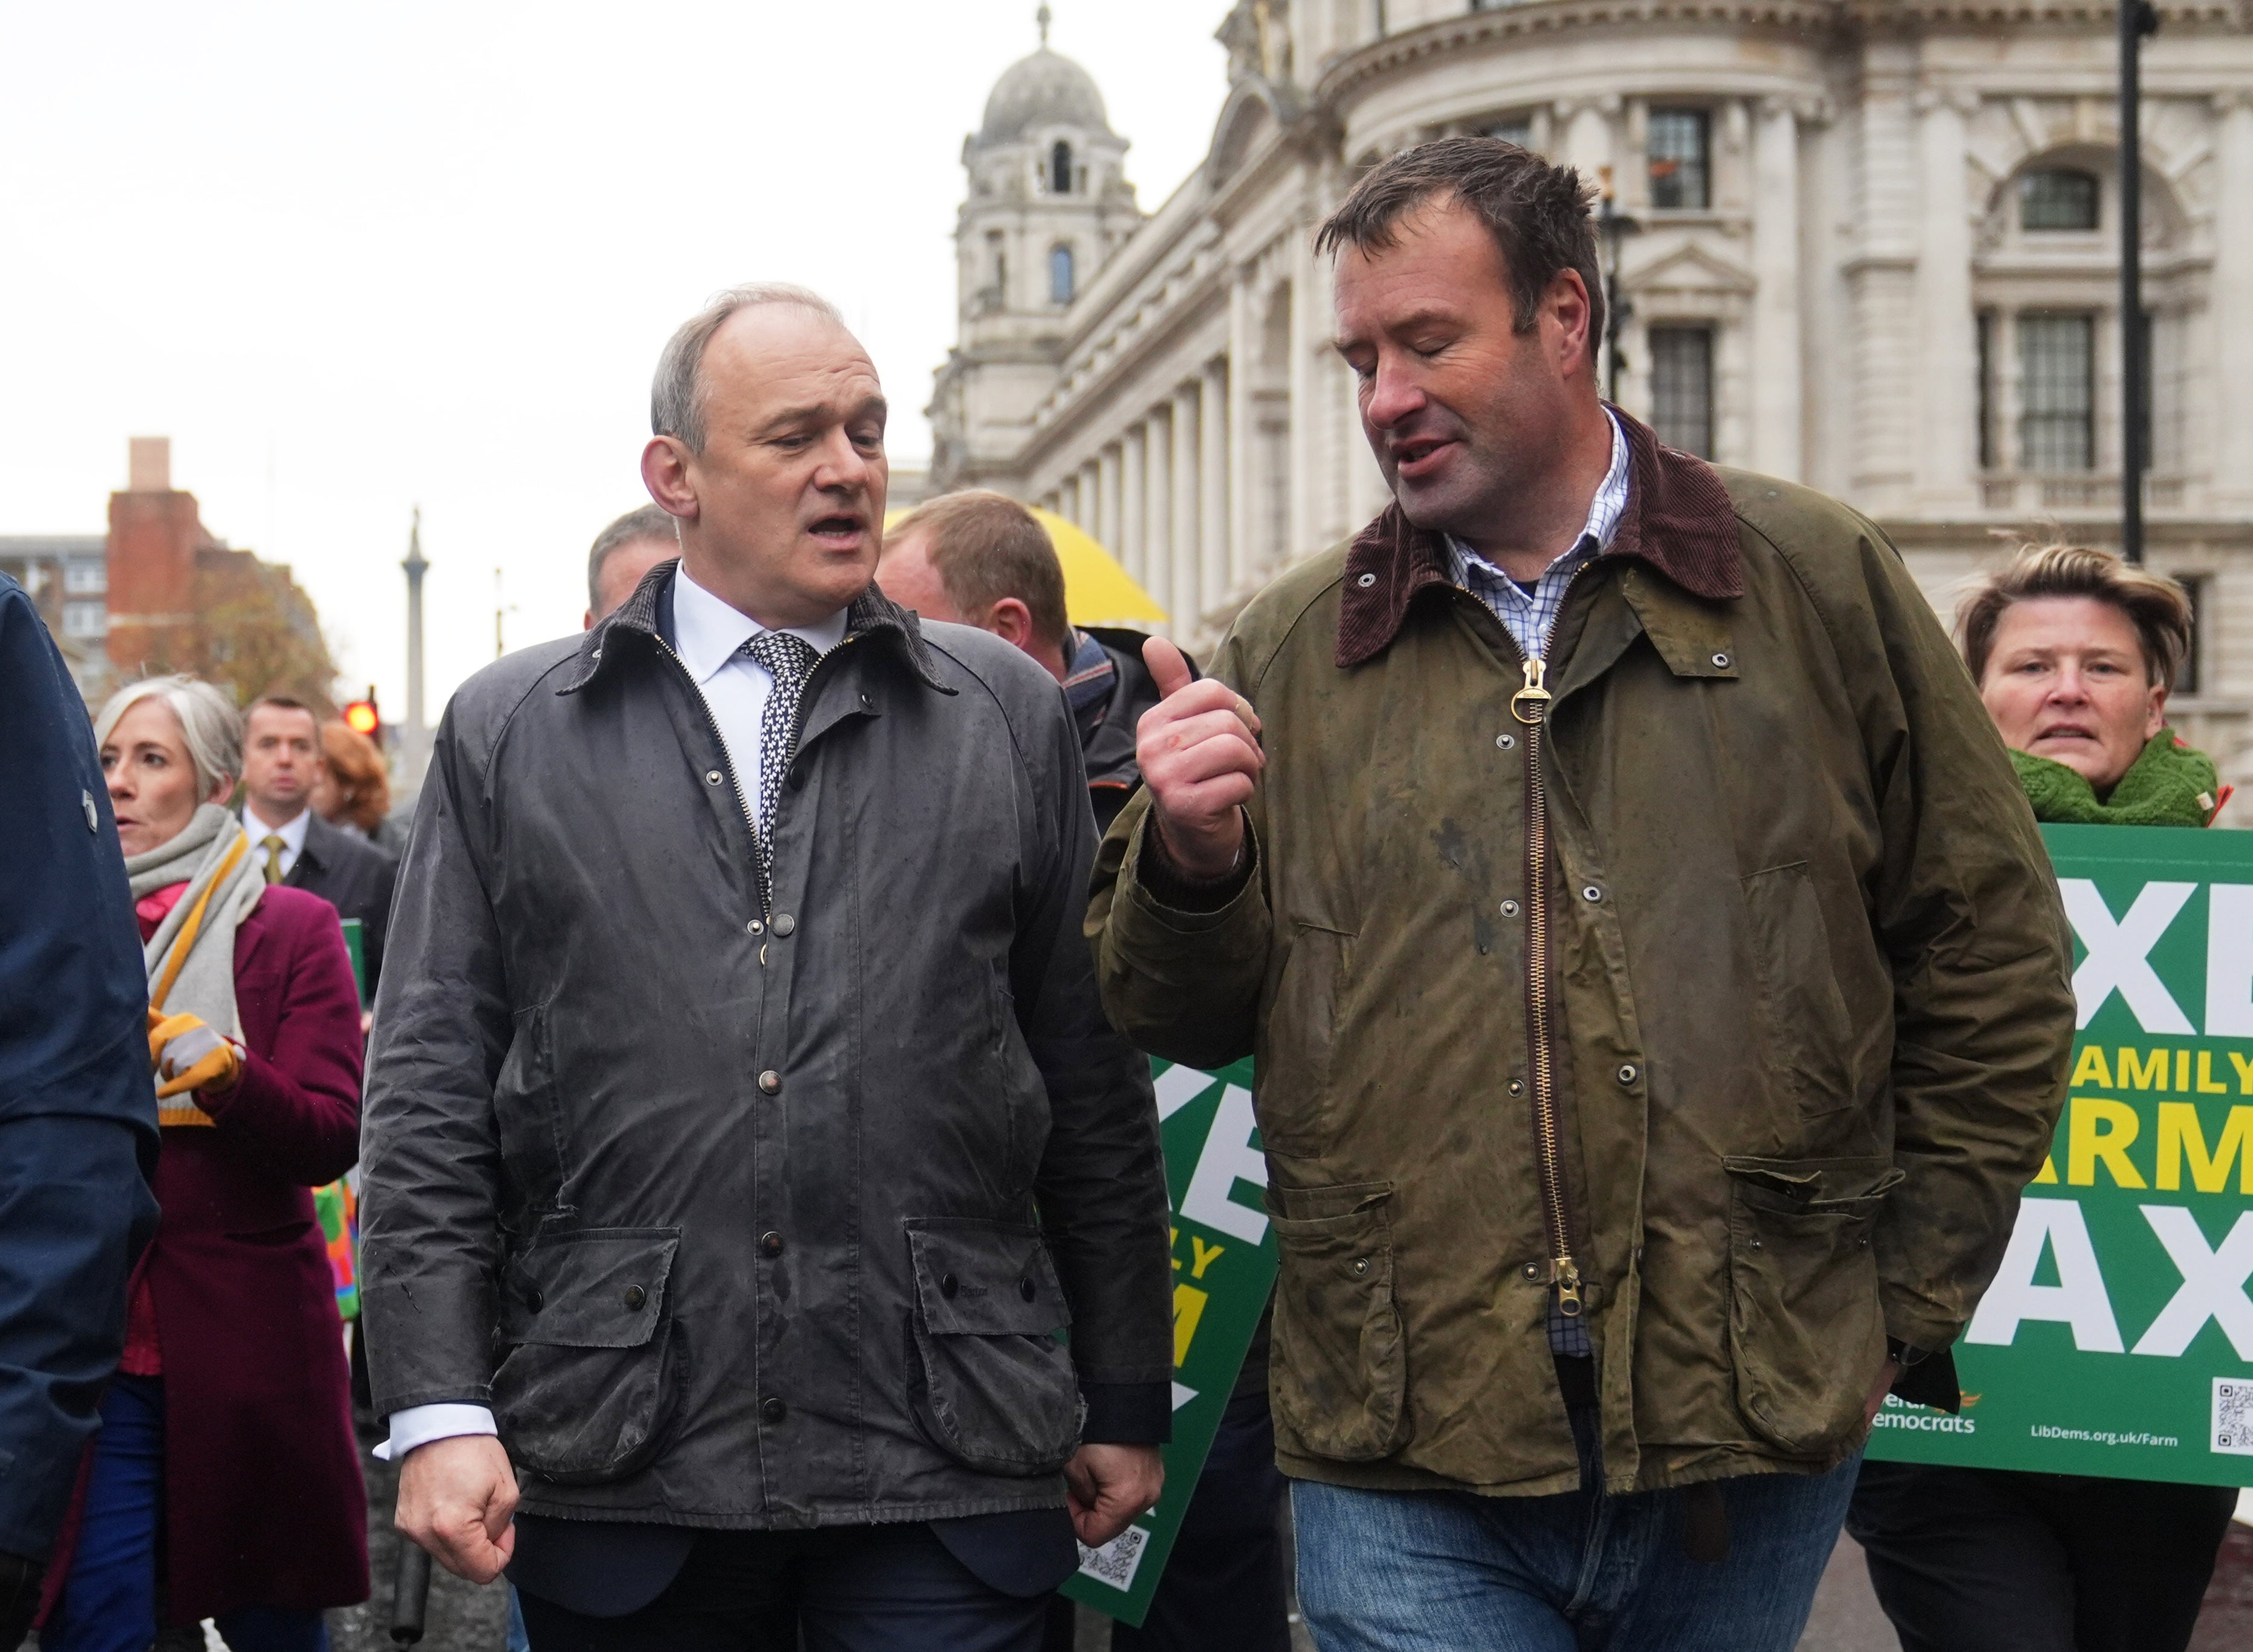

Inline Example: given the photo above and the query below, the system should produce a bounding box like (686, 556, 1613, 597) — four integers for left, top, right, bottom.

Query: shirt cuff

(1081, 1381, 1174, 1445)
(376, 1402, 498, 1462)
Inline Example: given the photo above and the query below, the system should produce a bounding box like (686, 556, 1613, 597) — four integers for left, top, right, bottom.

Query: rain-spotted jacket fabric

(1088, 412, 2075, 1496)
(361, 567, 1172, 1528)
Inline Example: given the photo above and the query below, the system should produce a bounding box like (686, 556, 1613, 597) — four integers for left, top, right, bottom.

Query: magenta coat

(144, 884, 369, 1621)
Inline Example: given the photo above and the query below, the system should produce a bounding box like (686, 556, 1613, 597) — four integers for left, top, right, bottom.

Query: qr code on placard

(2213, 1379, 2253, 1454)
(1076, 1525, 1149, 1592)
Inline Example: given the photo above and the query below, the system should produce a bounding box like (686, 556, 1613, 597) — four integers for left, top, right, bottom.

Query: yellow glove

(148, 1011, 243, 1099)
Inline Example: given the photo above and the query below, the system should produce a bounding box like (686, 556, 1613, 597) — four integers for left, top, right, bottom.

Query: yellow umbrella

(883, 504, 1167, 626)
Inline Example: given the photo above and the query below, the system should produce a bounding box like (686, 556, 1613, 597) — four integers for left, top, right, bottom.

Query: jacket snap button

(1351, 1257, 1370, 1276)
(1749, 1237, 1764, 1250)
(757, 1070, 782, 1096)
(704, 770, 722, 786)
(622, 1284, 646, 1311)
(1019, 1277, 1036, 1301)
(859, 693, 873, 709)
(524, 1285, 544, 1312)
(760, 1396, 788, 1425)
(1712, 652, 1731, 669)
(1500, 900, 1519, 918)
(772, 913, 797, 936)
(1582, 885, 1603, 902)
(1494, 733, 1515, 750)
(1522, 1263, 1541, 1281)
(1617, 1064, 1638, 1085)
(759, 1231, 785, 1258)
(940, 1273, 960, 1299)
(1356, 572, 1377, 588)
(747, 919, 763, 935)
(1508, 1079, 1524, 1096)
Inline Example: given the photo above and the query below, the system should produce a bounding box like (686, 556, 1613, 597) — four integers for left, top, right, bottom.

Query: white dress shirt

(379, 563, 848, 1464)
(244, 800, 312, 881)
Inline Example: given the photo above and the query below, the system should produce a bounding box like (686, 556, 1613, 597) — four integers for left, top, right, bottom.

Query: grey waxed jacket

(359, 564, 1173, 1530)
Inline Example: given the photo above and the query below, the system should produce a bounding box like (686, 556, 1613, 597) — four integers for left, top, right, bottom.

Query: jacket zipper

(649, 630, 867, 918)
(651, 634, 767, 913)
(1505, 561, 1594, 1328)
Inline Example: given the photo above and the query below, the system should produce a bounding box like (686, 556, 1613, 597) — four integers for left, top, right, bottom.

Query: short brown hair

(246, 693, 320, 730)
(319, 719, 392, 834)
(1316, 137, 1605, 364)
(1959, 544, 2193, 689)
(885, 491, 1068, 652)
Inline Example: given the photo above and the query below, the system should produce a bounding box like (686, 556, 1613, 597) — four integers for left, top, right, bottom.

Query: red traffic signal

(343, 697, 381, 739)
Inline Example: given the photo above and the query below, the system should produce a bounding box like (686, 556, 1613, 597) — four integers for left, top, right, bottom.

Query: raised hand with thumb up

(1136, 637, 1265, 882)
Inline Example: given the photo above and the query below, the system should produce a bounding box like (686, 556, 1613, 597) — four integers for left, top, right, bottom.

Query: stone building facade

(928, 0, 2253, 804)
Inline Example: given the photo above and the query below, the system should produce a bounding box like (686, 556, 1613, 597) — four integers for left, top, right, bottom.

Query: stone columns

(1228, 273, 1257, 594)
(1120, 426, 1147, 583)
(1143, 409, 1173, 620)
(1095, 446, 1120, 556)
(1201, 359, 1231, 618)
(1751, 98, 1804, 481)
(1171, 384, 1201, 635)
(1914, 88, 1979, 511)
(2213, 93, 2253, 511)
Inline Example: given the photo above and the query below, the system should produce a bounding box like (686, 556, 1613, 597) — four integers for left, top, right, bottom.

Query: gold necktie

(261, 834, 286, 884)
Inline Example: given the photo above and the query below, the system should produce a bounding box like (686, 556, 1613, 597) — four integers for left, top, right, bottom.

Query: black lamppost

(2120, 0, 2160, 564)
(1597, 169, 1641, 406)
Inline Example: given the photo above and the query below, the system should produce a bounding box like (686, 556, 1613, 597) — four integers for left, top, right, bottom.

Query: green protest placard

(1062, 1058, 1277, 1627)
(1868, 823, 2253, 1485)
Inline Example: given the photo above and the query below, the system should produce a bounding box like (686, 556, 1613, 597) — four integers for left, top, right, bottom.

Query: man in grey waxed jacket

(358, 284, 1174, 1651)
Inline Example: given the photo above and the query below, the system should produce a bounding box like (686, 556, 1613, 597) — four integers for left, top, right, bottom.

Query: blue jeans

(1292, 1404, 1859, 1652)
(43, 1375, 330, 1652)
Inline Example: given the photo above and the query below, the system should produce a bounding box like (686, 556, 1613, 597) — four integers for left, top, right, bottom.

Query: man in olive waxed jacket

(1087, 139, 2073, 1651)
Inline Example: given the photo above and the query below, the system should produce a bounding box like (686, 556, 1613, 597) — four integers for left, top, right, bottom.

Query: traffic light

(343, 689, 381, 742)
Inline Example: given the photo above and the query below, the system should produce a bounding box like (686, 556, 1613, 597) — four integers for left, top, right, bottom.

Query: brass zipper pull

(1553, 1256, 1584, 1317)
(1511, 658, 1552, 725)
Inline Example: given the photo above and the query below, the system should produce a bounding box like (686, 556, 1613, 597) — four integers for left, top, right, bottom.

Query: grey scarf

(129, 804, 263, 1124)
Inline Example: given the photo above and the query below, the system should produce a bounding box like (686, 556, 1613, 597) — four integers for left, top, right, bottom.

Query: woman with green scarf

(1848, 543, 2235, 1652)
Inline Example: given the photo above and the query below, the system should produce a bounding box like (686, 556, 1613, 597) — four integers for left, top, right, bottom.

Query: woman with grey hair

(40, 677, 368, 1651)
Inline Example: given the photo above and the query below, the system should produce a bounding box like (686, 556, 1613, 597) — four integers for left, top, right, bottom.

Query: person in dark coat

(41, 675, 368, 1652)
(362, 284, 1172, 1651)
(0, 578, 161, 1648)
(240, 695, 399, 997)
(882, 497, 1289, 1652)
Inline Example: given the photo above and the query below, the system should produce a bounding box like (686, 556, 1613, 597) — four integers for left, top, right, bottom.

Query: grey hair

(94, 675, 244, 801)
(651, 283, 847, 454)
(587, 503, 680, 612)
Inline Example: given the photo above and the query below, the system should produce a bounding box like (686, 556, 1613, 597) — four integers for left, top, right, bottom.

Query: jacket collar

(563, 560, 952, 696)
(1335, 406, 1743, 669)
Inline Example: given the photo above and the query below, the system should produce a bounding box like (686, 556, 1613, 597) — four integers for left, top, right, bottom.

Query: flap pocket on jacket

(491, 1228, 683, 1485)
(1722, 1158, 1892, 1456)
(904, 1219, 1083, 1477)
(1267, 1182, 1409, 1463)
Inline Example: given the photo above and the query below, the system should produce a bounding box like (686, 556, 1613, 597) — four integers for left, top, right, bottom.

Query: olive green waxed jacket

(1088, 414, 2075, 1497)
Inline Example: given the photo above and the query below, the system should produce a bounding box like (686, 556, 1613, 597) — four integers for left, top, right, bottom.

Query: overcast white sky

(0, 1, 1233, 714)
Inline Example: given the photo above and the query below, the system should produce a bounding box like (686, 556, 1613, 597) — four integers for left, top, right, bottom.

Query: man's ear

(641, 437, 700, 522)
(986, 597, 1037, 653)
(1548, 269, 1596, 380)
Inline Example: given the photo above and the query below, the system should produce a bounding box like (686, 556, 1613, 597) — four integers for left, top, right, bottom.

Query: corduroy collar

(1335, 406, 1743, 669)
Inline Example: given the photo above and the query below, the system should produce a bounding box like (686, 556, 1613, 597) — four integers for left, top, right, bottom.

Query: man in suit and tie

(240, 696, 399, 996)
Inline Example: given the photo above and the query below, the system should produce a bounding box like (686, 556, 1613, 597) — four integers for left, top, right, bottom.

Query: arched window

(1051, 140, 1073, 195)
(1049, 244, 1075, 304)
(2021, 169, 2099, 232)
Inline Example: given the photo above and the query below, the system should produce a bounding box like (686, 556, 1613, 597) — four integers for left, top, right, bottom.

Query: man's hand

(1136, 637, 1263, 881)
(1863, 1359, 1901, 1427)
(1063, 1442, 1164, 1550)
(396, 1434, 519, 1584)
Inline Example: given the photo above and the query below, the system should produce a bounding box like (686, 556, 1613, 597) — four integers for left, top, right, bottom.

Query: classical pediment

(1623, 242, 1757, 297)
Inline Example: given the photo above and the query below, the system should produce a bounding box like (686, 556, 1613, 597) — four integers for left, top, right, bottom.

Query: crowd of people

(0, 133, 2241, 1652)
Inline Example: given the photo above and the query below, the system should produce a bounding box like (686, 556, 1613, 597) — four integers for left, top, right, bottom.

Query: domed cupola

(976, 39, 1115, 151)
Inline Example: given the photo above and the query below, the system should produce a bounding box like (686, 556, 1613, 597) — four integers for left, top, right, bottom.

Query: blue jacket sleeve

(0, 578, 160, 1559)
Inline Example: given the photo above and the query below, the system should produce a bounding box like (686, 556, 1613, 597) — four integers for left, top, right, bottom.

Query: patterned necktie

(741, 629, 821, 900)
(260, 834, 287, 885)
